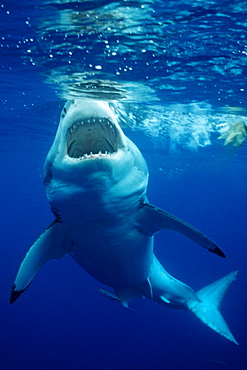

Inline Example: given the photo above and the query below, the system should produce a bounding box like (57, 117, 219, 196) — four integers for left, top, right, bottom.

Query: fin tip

(211, 246, 226, 258)
(10, 286, 25, 304)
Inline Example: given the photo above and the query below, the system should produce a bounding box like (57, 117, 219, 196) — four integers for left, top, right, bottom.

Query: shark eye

(62, 100, 75, 117)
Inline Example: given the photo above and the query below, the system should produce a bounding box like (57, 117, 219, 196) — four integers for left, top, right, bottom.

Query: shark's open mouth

(67, 118, 123, 159)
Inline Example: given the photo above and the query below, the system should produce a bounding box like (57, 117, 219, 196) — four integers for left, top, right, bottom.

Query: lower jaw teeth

(75, 151, 113, 160)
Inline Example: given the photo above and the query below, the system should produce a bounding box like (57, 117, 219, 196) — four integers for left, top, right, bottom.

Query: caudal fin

(188, 271, 238, 344)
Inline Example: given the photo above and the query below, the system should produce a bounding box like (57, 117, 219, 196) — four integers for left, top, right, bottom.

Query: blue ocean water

(1, 0, 247, 369)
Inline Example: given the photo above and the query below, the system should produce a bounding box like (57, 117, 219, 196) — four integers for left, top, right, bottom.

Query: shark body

(11, 99, 238, 344)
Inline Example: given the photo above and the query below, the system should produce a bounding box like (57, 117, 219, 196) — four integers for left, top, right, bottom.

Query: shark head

(45, 99, 127, 170)
(44, 99, 148, 220)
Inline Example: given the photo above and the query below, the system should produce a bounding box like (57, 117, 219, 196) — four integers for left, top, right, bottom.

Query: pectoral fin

(137, 203, 225, 258)
(10, 220, 71, 304)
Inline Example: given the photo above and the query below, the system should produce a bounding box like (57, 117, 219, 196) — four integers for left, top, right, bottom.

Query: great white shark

(11, 99, 238, 344)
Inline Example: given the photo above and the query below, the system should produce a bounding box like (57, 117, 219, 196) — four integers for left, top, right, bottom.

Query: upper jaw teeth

(67, 117, 119, 160)
(68, 118, 116, 134)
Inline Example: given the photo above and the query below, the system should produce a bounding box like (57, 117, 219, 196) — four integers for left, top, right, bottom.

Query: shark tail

(188, 271, 238, 345)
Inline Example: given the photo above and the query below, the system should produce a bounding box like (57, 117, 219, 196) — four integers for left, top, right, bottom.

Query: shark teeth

(74, 151, 114, 161)
(68, 118, 116, 134)
(67, 117, 119, 159)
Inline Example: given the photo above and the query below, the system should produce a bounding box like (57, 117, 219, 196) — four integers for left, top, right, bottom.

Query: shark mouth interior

(67, 118, 123, 159)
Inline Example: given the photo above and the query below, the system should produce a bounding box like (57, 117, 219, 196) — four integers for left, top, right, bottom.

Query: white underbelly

(69, 223, 153, 289)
